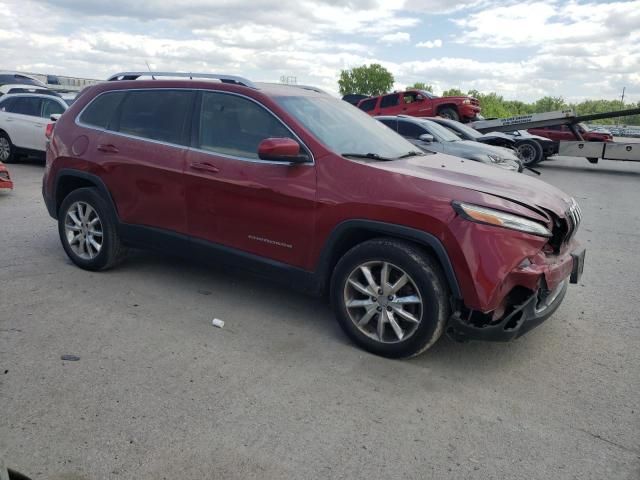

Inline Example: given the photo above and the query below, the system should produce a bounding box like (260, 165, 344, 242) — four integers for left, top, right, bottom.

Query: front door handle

(97, 144, 119, 154)
(190, 162, 220, 173)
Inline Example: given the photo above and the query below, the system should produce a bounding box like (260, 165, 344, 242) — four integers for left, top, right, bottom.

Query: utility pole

(621, 87, 625, 106)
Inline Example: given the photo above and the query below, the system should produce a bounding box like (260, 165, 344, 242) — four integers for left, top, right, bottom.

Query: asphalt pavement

(1, 156, 639, 480)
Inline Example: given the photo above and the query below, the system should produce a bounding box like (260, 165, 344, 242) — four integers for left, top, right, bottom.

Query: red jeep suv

(43, 72, 585, 358)
(357, 89, 481, 122)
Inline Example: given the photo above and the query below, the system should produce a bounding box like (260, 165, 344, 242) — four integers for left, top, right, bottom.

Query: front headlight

(453, 202, 551, 237)
(487, 153, 501, 163)
(462, 99, 471, 104)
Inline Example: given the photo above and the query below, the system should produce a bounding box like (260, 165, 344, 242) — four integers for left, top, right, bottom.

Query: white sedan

(0, 93, 69, 163)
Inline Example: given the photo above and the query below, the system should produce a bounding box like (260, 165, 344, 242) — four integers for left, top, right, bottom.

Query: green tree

(338, 64, 394, 96)
(408, 82, 433, 92)
(533, 96, 567, 113)
(441, 88, 465, 97)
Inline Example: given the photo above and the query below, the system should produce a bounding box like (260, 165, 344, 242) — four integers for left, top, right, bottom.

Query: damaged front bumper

(448, 247, 585, 342)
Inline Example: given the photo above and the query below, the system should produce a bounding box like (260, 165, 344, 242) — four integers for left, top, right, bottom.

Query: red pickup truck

(357, 89, 481, 122)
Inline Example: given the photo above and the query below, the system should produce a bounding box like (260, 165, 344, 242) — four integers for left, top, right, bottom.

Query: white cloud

(415, 39, 442, 48)
(379, 32, 411, 44)
(0, 0, 638, 103)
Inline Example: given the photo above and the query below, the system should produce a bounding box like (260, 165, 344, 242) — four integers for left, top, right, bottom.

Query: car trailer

(469, 107, 640, 164)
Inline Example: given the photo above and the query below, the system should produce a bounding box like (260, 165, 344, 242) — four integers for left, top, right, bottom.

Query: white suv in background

(0, 93, 69, 163)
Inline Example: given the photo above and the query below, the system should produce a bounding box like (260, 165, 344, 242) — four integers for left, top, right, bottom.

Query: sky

(1, 0, 639, 103)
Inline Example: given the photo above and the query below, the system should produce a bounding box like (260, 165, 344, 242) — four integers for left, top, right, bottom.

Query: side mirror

(258, 138, 309, 163)
(50, 114, 61, 122)
(419, 133, 434, 143)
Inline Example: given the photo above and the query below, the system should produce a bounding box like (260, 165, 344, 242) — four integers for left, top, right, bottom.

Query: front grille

(546, 199, 582, 252)
(564, 200, 582, 243)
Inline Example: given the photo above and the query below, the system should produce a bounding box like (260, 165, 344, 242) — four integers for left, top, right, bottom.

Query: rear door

(1, 96, 44, 150)
(81, 89, 194, 235)
(184, 90, 317, 268)
(376, 93, 402, 116)
(357, 97, 378, 116)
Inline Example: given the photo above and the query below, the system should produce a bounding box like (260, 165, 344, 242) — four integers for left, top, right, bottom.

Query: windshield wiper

(341, 152, 394, 161)
(396, 150, 426, 159)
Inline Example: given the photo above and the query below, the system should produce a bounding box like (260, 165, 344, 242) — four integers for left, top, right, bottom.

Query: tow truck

(469, 108, 640, 165)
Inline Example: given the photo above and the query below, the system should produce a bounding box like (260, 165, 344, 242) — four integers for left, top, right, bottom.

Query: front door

(185, 91, 317, 268)
(2, 96, 45, 150)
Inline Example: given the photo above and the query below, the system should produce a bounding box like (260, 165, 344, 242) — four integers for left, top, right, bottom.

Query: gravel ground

(1, 156, 639, 480)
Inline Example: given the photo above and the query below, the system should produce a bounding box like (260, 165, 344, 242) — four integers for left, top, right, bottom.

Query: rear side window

(380, 94, 400, 109)
(10, 97, 42, 116)
(79, 91, 126, 129)
(0, 97, 15, 111)
(42, 99, 65, 118)
(358, 98, 377, 112)
(198, 91, 294, 159)
(398, 121, 426, 139)
(116, 90, 193, 146)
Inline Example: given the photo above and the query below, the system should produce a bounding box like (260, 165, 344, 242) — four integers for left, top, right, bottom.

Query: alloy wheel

(64, 201, 103, 260)
(0, 137, 10, 162)
(517, 144, 536, 164)
(343, 261, 423, 343)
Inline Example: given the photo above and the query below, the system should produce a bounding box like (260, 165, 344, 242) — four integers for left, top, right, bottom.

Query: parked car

(43, 72, 585, 358)
(504, 130, 558, 166)
(429, 117, 517, 150)
(0, 72, 48, 88)
(528, 123, 613, 143)
(376, 115, 523, 172)
(357, 89, 481, 122)
(0, 160, 13, 190)
(0, 93, 69, 163)
(0, 84, 62, 98)
(342, 94, 369, 106)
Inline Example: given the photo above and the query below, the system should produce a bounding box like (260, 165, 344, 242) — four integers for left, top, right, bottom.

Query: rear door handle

(97, 144, 119, 154)
(190, 162, 220, 173)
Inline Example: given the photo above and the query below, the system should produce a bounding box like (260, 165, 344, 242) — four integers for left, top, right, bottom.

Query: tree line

(338, 64, 640, 126)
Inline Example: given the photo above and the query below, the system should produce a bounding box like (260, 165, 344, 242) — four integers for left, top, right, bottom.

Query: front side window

(398, 121, 427, 139)
(198, 92, 294, 159)
(79, 91, 126, 129)
(11, 97, 42, 117)
(380, 94, 400, 108)
(42, 99, 65, 118)
(117, 90, 193, 146)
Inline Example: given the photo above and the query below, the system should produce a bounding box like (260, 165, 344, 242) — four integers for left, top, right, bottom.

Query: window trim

(75, 88, 315, 166)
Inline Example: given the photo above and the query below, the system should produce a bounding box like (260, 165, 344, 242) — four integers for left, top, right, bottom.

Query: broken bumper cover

(449, 247, 585, 342)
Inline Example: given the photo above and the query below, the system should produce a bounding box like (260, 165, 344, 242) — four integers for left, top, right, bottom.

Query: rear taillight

(45, 123, 55, 139)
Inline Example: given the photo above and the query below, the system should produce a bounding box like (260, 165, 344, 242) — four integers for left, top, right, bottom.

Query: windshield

(417, 119, 463, 142)
(276, 95, 419, 159)
(419, 90, 439, 99)
(442, 120, 481, 139)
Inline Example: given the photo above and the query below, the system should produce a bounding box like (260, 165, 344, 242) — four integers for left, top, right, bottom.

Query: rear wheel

(438, 107, 460, 121)
(0, 132, 16, 163)
(515, 139, 544, 166)
(58, 187, 126, 271)
(331, 239, 449, 358)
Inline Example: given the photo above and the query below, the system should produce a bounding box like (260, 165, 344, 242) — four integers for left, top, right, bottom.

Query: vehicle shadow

(113, 249, 539, 372)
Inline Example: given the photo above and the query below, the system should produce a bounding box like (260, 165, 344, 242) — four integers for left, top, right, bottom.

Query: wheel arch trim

(52, 169, 119, 220)
(318, 220, 462, 299)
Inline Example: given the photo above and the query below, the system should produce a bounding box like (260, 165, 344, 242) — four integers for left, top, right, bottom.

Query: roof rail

(107, 72, 256, 88)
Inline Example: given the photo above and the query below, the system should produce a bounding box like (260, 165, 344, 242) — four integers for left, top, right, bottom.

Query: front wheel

(331, 239, 450, 358)
(438, 107, 460, 121)
(58, 187, 126, 271)
(515, 139, 544, 166)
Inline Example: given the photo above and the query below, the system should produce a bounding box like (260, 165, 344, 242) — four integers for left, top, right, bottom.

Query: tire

(330, 238, 450, 358)
(438, 107, 460, 122)
(515, 139, 544, 166)
(0, 132, 16, 164)
(58, 187, 126, 271)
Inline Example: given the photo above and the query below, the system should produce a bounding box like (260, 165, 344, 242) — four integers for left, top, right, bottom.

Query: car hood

(370, 153, 572, 217)
(448, 140, 519, 161)
(477, 132, 516, 143)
